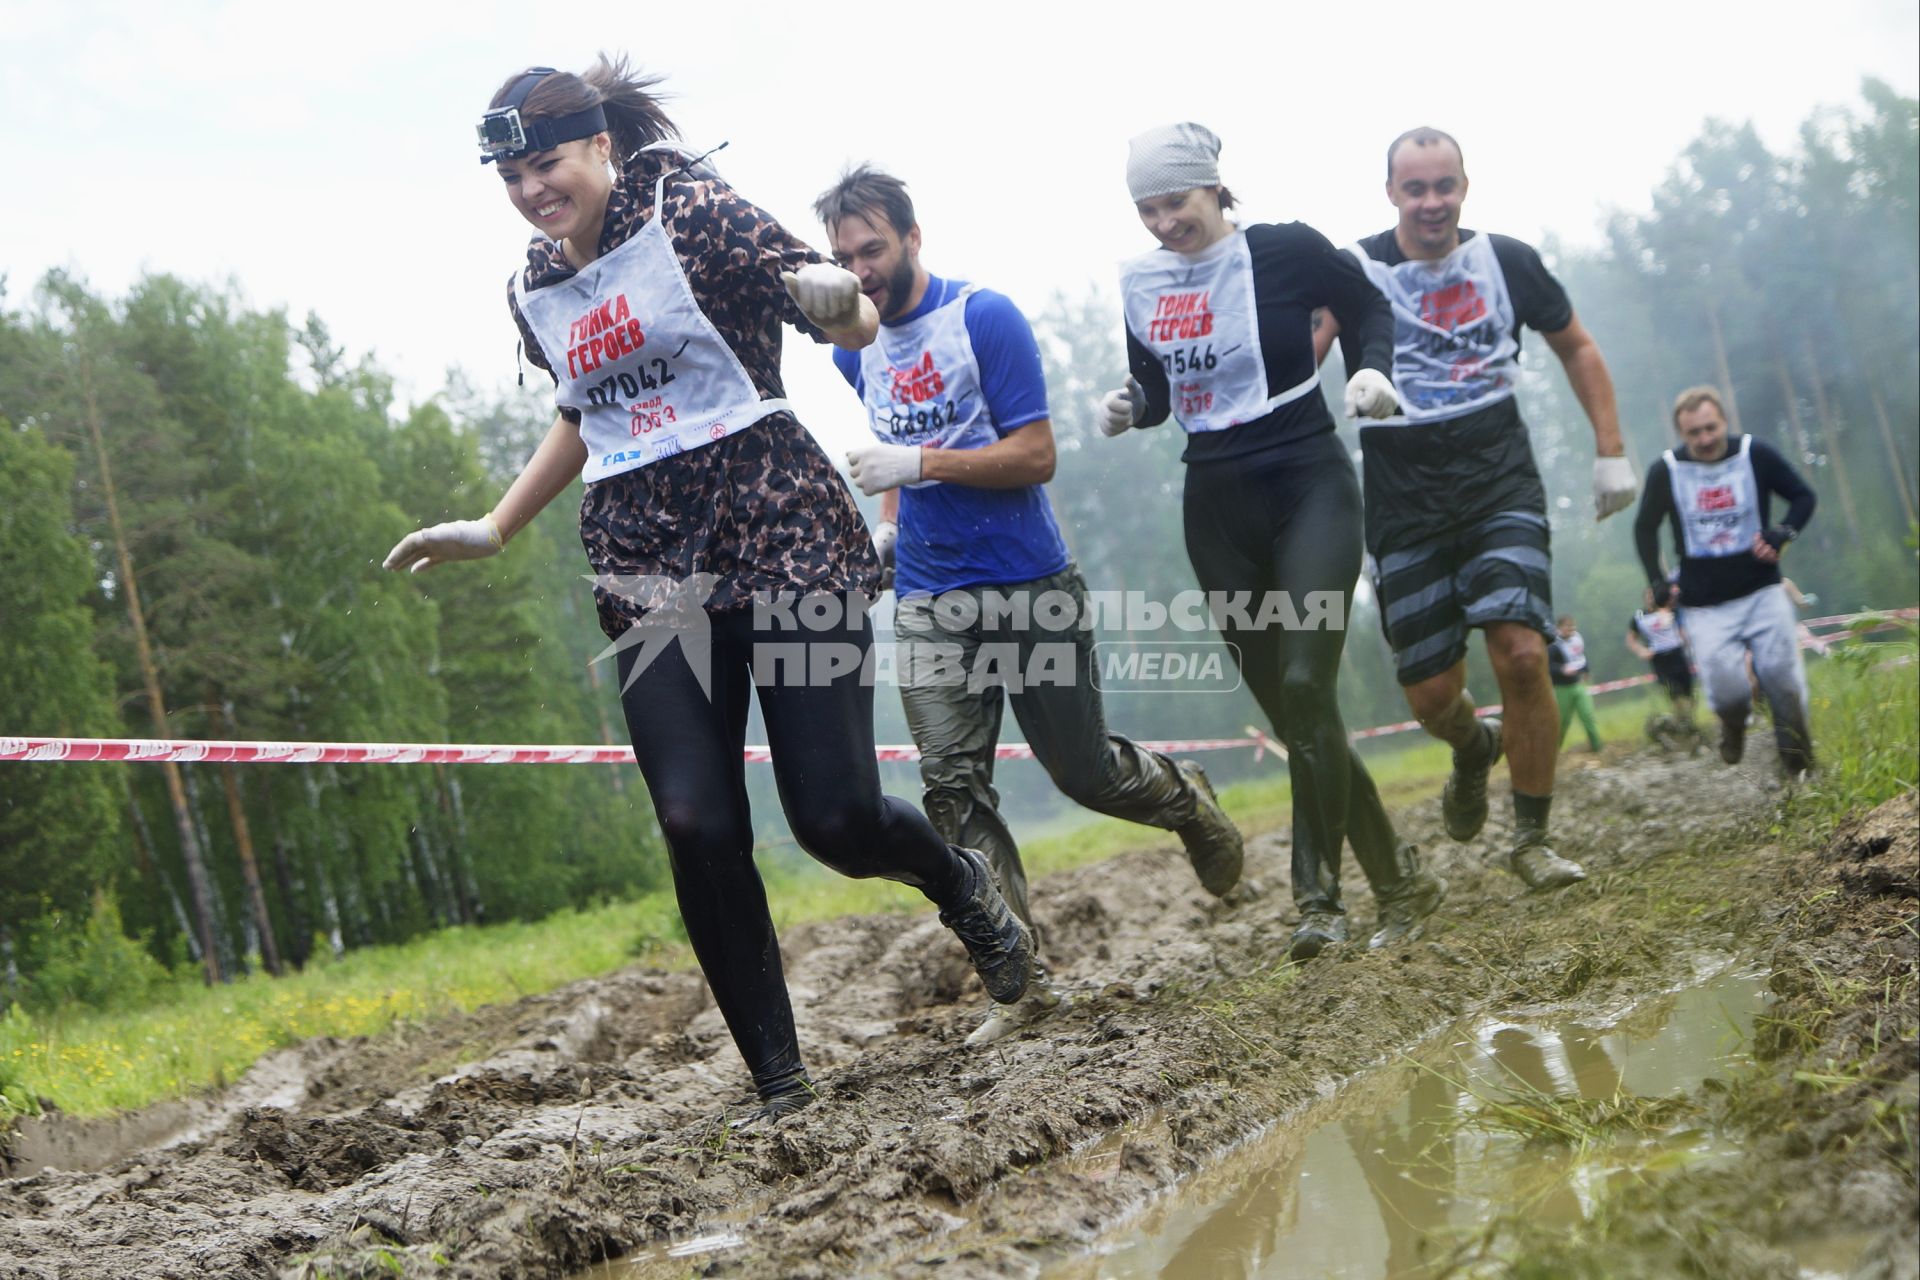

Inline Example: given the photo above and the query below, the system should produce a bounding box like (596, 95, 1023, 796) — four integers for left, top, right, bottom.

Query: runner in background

(381, 58, 1032, 1124)
(1099, 123, 1446, 959)
(1627, 588, 1701, 750)
(1747, 577, 1816, 721)
(812, 165, 1245, 1045)
(1633, 385, 1818, 779)
(1337, 126, 1637, 891)
(1549, 615, 1603, 754)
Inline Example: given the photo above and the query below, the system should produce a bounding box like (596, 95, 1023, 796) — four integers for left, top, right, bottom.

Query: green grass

(0, 895, 692, 1118)
(1783, 624, 1920, 835)
(1, 655, 1900, 1121)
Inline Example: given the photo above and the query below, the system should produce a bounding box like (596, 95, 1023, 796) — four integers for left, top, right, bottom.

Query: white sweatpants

(1682, 585, 1808, 718)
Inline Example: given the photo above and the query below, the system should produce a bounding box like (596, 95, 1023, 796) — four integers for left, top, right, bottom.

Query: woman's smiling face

(1135, 187, 1231, 254)
(497, 133, 614, 247)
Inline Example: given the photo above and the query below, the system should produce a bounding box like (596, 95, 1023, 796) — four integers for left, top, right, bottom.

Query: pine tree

(0, 420, 124, 993)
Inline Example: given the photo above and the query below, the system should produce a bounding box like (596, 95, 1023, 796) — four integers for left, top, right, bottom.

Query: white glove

(846, 441, 922, 496)
(871, 519, 898, 594)
(1343, 368, 1398, 419)
(382, 516, 504, 574)
(1593, 454, 1638, 521)
(1099, 377, 1145, 436)
(781, 263, 861, 329)
(871, 519, 898, 567)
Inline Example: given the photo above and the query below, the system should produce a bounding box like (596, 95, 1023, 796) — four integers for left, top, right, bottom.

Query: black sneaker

(1289, 910, 1349, 960)
(939, 848, 1035, 1005)
(1441, 718, 1503, 842)
(734, 1076, 816, 1130)
(1507, 829, 1586, 891)
(1718, 713, 1747, 765)
(1369, 845, 1448, 949)
(1174, 760, 1245, 897)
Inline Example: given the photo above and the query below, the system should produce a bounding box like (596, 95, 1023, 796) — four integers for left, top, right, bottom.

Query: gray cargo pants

(894, 565, 1197, 951)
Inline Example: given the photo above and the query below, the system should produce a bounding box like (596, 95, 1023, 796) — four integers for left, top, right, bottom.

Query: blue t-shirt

(835, 276, 1070, 595)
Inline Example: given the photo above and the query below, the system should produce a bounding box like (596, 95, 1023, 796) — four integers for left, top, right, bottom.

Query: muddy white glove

(871, 519, 898, 567)
(382, 516, 504, 574)
(1099, 377, 1144, 436)
(1343, 368, 1398, 419)
(781, 263, 861, 329)
(846, 441, 921, 496)
(1593, 454, 1637, 521)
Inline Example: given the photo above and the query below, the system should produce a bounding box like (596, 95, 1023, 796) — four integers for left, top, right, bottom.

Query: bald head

(1385, 127, 1469, 260)
(1386, 127, 1465, 183)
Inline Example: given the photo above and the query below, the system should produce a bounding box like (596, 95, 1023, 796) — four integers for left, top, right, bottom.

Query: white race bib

(514, 168, 788, 484)
(1666, 435, 1761, 559)
(1346, 232, 1519, 426)
(857, 283, 999, 489)
(1558, 631, 1589, 674)
(1634, 610, 1685, 655)
(1121, 231, 1318, 433)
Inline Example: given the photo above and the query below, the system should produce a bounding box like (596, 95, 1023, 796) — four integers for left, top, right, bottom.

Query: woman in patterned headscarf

(382, 55, 1033, 1125)
(1097, 122, 1445, 961)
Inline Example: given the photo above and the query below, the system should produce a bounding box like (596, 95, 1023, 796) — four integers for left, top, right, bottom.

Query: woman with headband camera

(384, 55, 1033, 1125)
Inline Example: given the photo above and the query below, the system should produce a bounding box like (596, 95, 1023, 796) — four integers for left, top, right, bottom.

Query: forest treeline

(1, 83, 1913, 1008)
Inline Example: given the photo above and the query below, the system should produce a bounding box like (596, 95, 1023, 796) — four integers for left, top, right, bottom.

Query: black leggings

(615, 599, 968, 1097)
(1183, 431, 1402, 915)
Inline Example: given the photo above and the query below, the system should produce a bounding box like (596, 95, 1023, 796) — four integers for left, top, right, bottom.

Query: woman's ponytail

(493, 52, 678, 162)
(580, 52, 677, 161)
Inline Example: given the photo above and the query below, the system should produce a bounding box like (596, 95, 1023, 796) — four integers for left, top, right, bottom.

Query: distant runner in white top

(1633, 385, 1818, 779)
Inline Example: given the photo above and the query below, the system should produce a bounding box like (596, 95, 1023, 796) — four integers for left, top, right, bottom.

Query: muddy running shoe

(734, 1076, 816, 1130)
(1507, 830, 1586, 891)
(1441, 717, 1503, 842)
(1718, 713, 1747, 765)
(1289, 910, 1349, 960)
(940, 847, 1035, 1005)
(965, 964, 1066, 1047)
(1174, 760, 1245, 897)
(1369, 846, 1448, 950)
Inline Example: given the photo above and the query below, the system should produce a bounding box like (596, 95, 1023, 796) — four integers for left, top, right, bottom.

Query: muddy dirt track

(2, 742, 1914, 1279)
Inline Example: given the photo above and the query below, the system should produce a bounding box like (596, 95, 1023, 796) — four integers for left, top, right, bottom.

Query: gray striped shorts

(1372, 510, 1555, 686)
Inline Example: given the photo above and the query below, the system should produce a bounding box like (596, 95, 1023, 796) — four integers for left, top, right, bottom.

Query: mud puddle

(1039, 965, 1772, 1279)
(584, 1229, 752, 1277)
(585, 967, 1780, 1280)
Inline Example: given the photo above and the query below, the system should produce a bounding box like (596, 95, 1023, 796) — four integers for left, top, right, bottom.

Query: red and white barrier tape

(4, 609, 1908, 767)
(0, 734, 1277, 767)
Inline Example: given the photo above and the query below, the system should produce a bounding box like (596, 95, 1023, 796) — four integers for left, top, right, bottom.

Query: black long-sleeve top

(1125, 221, 1394, 464)
(1634, 434, 1818, 608)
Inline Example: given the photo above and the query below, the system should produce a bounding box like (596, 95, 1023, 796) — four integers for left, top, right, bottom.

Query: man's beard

(880, 257, 917, 322)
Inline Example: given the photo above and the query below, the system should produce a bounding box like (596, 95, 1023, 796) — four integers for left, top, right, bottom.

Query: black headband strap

(502, 67, 555, 110)
(519, 106, 608, 155)
(477, 67, 609, 164)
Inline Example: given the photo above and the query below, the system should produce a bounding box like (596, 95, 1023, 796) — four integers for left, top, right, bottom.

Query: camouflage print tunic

(508, 148, 880, 639)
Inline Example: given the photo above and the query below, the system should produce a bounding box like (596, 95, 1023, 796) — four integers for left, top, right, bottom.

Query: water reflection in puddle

(576, 1226, 749, 1277)
(1046, 968, 1772, 1280)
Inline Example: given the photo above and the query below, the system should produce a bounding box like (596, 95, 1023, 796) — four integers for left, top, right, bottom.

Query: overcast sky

(4, 0, 1915, 455)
